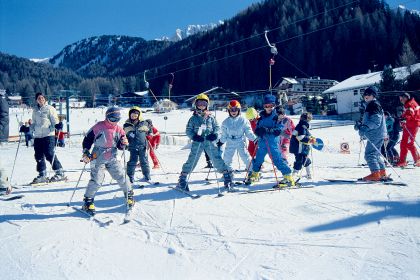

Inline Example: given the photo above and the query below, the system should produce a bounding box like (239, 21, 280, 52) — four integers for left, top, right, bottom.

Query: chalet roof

(324, 63, 420, 94)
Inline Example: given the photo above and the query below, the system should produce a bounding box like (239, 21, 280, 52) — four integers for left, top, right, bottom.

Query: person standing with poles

(220, 100, 256, 173)
(123, 106, 152, 183)
(247, 94, 295, 187)
(395, 92, 420, 167)
(354, 86, 388, 181)
(277, 107, 295, 162)
(30, 92, 65, 184)
(80, 106, 133, 216)
(290, 112, 316, 179)
(145, 119, 161, 169)
(176, 93, 233, 191)
(0, 90, 12, 194)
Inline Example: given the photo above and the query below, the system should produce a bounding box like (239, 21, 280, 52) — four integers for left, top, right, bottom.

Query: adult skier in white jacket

(220, 100, 256, 172)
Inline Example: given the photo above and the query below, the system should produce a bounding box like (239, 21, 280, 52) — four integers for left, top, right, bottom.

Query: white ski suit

(220, 115, 256, 170)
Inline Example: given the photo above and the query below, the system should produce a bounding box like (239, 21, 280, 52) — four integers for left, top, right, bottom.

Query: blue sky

(0, 0, 419, 59)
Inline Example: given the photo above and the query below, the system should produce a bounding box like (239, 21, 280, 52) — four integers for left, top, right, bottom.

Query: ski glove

(269, 128, 281, 136)
(192, 134, 205, 142)
(255, 127, 268, 137)
(206, 133, 218, 141)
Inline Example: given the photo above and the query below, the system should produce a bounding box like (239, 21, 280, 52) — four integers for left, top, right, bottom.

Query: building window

(353, 90, 358, 96)
(354, 102, 359, 107)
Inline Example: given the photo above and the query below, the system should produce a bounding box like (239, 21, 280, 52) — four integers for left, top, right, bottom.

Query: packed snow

(1, 108, 420, 280)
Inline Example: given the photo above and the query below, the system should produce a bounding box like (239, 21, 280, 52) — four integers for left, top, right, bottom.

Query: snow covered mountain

(165, 22, 224, 42)
(48, 35, 171, 76)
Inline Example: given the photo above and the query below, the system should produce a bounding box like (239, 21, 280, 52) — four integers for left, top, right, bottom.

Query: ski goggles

(263, 104, 275, 109)
(196, 100, 208, 107)
(228, 107, 240, 112)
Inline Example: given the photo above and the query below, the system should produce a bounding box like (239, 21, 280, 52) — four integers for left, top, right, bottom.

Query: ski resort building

(323, 63, 420, 120)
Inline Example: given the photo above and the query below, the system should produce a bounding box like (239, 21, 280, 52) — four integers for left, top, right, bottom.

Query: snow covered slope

(1, 108, 419, 279)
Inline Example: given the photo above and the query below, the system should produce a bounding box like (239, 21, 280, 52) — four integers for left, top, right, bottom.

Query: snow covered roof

(324, 63, 420, 94)
(282, 77, 299, 84)
(134, 90, 149, 96)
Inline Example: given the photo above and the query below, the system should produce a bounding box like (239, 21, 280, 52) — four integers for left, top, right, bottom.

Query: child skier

(245, 107, 259, 157)
(277, 108, 295, 161)
(247, 94, 295, 187)
(220, 100, 256, 172)
(381, 111, 400, 165)
(396, 92, 420, 167)
(123, 107, 152, 183)
(81, 106, 133, 216)
(177, 93, 233, 191)
(145, 119, 161, 169)
(19, 120, 34, 147)
(354, 86, 388, 181)
(290, 112, 316, 179)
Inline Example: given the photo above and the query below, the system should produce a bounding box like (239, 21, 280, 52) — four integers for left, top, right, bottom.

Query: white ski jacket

(31, 104, 59, 138)
(220, 115, 256, 144)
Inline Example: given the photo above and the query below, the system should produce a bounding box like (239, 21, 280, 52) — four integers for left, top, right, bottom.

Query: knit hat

(35, 92, 45, 100)
(263, 94, 276, 105)
(105, 106, 122, 122)
(363, 86, 378, 97)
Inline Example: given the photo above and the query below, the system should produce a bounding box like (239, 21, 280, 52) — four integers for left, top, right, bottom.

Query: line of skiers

(354, 86, 420, 181)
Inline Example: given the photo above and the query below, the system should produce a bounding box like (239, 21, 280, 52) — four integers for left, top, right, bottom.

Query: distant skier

(19, 120, 34, 147)
(0, 90, 11, 194)
(247, 94, 295, 187)
(220, 100, 256, 172)
(31, 92, 65, 184)
(396, 92, 420, 167)
(123, 106, 152, 183)
(177, 93, 233, 191)
(354, 86, 388, 181)
(290, 112, 316, 179)
(81, 106, 133, 216)
(55, 116, 65, 147)
(381, 111, 400, 165)
(277, 108, 295, 161)
(245, 107, 259, 158)
(145, 119, 161, 169)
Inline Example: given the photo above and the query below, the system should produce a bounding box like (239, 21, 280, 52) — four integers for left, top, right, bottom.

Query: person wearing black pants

(31, 92, 64, 184)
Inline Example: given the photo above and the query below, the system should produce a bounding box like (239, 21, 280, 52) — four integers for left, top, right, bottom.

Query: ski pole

(146, 138, 168, 176)
(365, 137, 403, 181)
(264, 136, 280, 185)
(205, 166, 212, 181)
(213, 168, 222, 197)
(67, 162, 87, 207)
(186, 142, 203, 185)
(9, 132, 22, 186)
(122, 148, 129, 208)
(357, 140, 363, 166)
(243, 140, 258, 184)
(402, 125, 420, 149)
(50, 129, 61, 172)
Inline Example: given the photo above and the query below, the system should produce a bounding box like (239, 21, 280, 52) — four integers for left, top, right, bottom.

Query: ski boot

(277, 174, 296, 188)
(246, 171, 260, 185)
(82, 196, 96, 216)
(49, 169, 66, 182)
(177, 172, 189, 191)
(126, 190, 135, 210)
(31, 171, 48, 185)
(305, 166, 312, 179)
(223, 171, 234, 191)
(379, 169, 392, 181)
(152, 164, 160, 169)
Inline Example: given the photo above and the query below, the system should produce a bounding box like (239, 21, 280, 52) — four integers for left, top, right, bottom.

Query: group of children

(78, 93, 316, 214)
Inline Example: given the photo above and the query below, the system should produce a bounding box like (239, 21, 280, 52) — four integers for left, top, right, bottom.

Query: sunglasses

(263, 104, 274, 109)
(229, 107, 240, 112)
(196, 100, 208, 107)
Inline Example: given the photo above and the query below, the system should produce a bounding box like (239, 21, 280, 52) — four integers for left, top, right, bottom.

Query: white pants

(223, 139, 252, 170)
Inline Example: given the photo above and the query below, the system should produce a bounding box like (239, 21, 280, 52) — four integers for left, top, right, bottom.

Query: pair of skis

(73, 204, 135, 226)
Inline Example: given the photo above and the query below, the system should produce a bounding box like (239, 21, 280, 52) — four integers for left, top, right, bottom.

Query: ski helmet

(195, 93, 210, 109)
(263, 94, 276, 105)
(106, 106, 122, 122)
(129, 106, 142, 120)
(227, 100, 241, 110)
(245, 107, 258, 120)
